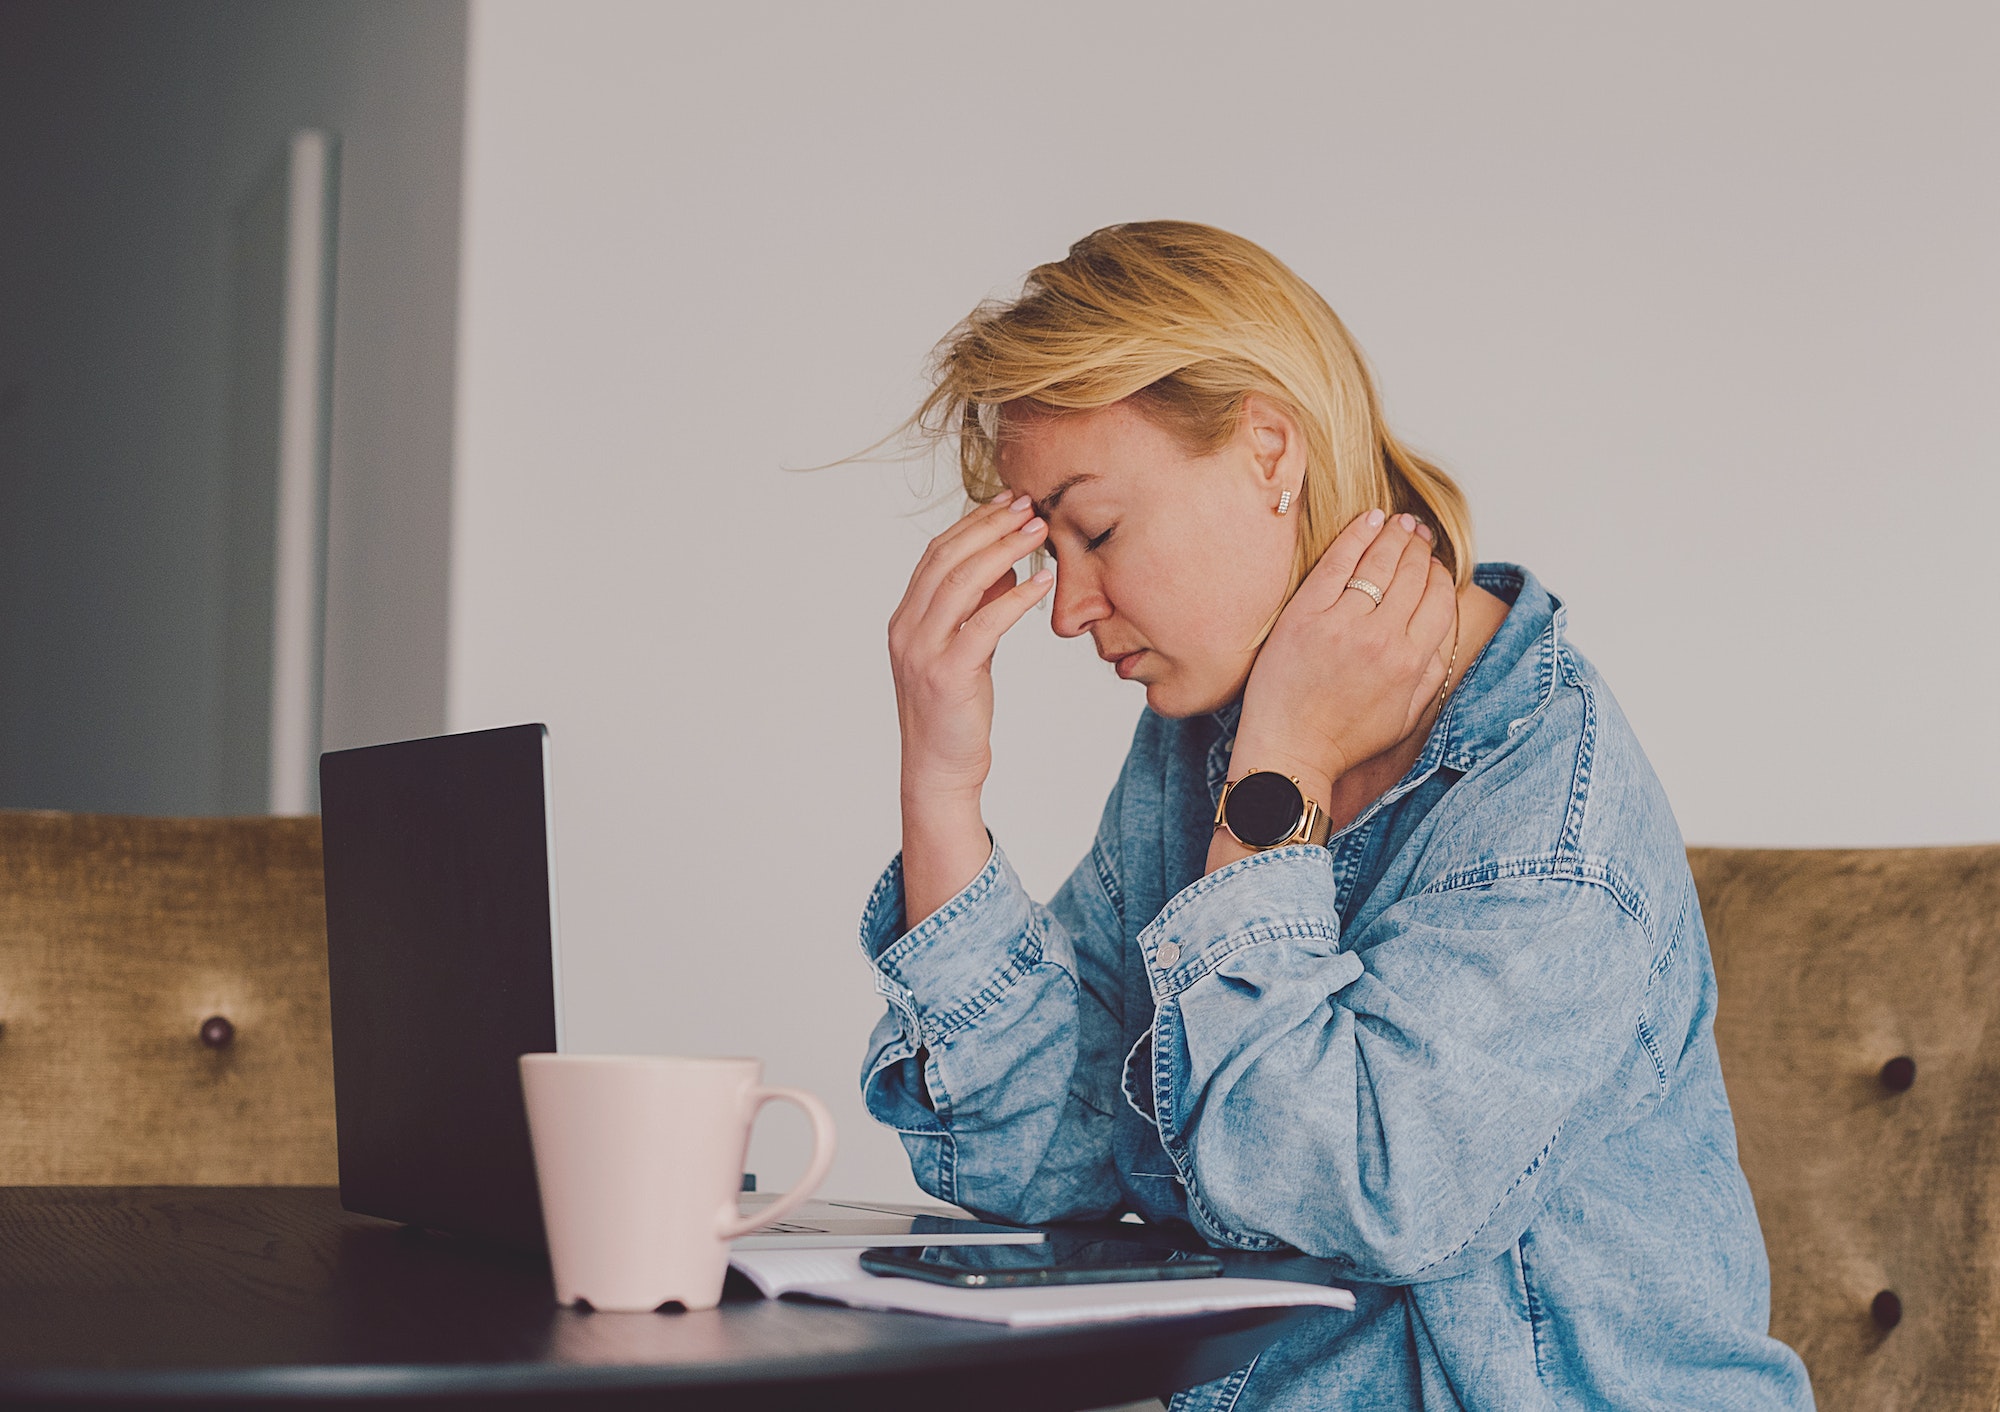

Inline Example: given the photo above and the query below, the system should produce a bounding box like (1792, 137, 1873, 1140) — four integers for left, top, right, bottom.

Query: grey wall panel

(0, 1, 464, 815)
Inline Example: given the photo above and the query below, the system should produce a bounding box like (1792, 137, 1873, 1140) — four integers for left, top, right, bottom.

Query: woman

(857, 222, 1812, 1410)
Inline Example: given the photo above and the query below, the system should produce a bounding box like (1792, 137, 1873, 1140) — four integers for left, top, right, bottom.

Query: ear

(1239, 393, 1305, 500)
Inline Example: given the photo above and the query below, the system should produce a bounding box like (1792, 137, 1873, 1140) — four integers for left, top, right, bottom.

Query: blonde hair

(910, 220, 1474, 593)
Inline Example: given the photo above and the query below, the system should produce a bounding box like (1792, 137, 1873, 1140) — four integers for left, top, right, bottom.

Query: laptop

(319, 723, 1040, 1252)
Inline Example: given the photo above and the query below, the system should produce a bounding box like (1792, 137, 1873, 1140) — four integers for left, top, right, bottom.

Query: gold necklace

(1435, 611, 1462, 723)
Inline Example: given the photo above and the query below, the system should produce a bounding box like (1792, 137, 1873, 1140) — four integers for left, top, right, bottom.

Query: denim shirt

(858, 565, 1814, 1411)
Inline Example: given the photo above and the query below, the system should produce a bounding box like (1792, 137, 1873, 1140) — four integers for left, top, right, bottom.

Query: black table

(0, 1188, 1330, 1410)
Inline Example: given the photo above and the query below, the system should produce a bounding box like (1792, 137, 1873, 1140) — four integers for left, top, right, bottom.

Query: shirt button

(1155, 941, 1181, 968)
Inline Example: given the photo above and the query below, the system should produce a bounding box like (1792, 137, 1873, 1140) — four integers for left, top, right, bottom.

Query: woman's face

(993, 397, 1301, 718)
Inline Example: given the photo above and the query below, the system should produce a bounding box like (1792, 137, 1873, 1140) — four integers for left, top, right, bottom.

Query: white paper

(728, 1248, 1355, 1328)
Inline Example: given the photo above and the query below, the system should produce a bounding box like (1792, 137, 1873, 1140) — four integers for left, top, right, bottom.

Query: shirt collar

(1431, 562, 1565, 773)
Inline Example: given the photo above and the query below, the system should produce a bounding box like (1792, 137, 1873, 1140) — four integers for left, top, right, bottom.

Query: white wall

(451, 0, 1999, 1200)
(0, 0, 465, 812)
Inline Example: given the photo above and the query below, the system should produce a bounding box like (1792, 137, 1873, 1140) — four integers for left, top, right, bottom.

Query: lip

(1104, 649, 1147, 679)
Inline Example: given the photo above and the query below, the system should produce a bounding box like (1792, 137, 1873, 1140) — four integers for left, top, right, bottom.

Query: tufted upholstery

(1692, 844, 2000, 1412)
(0, 810, 335, 1184)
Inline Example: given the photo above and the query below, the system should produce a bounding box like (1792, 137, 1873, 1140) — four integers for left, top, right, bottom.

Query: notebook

(727, 1248, 1355, 1328)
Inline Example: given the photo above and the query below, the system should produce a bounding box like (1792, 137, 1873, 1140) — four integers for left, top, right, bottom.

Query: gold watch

(1213, 770, 1330, 850)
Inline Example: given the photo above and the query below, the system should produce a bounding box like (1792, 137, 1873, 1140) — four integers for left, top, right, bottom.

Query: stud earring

(1276, 490, 1293, 516)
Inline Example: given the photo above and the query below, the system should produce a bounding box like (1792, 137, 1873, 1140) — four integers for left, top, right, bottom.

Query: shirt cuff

(1135, 844, 1349, 1000)
(857, 842, 1043, 1045)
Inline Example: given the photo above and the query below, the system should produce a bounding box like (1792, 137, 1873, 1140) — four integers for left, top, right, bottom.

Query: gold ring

(1344, 577, 1385, 607)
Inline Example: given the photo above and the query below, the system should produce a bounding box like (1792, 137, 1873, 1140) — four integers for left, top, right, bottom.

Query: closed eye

(1084, 526, 1115, 552)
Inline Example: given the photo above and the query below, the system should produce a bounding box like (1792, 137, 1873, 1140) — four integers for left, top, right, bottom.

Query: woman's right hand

(889, 495, 1052, 929)
(889, 494, 1053, 805)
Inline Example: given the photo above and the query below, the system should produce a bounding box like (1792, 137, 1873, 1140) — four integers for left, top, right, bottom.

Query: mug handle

(714, 1085, 839, 1241)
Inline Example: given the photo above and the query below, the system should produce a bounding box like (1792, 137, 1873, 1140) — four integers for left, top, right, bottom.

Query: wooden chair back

(0, 810, 335, 1184)
(1691, 844, 2000, 1412)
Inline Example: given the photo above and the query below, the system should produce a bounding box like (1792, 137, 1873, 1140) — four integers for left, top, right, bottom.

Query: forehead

(992, 400, 1186, 503)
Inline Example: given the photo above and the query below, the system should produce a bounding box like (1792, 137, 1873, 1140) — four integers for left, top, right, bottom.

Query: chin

(1141, 673, 1237, 720)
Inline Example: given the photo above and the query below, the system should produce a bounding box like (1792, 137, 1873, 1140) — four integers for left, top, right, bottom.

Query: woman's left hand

(1229, 510, 1459, 806)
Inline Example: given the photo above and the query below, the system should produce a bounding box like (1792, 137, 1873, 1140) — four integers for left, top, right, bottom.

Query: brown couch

(1693, 844, 2000, 1411)
(0, 811, 334, 1184)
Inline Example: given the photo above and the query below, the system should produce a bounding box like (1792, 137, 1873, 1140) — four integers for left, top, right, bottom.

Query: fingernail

(1031, 568, 1054, 584)
(1021, 517, 1045, 534)
(1011, 494, 1032, 510)
(1398, 513, 1416, 531)
(1416, 522, 1433, 541)
(1365, 509, 1386, 528)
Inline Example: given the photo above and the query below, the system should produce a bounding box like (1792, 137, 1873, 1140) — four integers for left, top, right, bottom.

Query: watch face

(1223, 771, 1306, 848)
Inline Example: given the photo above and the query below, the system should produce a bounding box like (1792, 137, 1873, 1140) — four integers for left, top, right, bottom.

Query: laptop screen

(319, 723, 561, 1249)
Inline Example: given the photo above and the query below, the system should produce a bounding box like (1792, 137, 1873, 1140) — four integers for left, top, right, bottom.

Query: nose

(1049, 560, 1109, 640)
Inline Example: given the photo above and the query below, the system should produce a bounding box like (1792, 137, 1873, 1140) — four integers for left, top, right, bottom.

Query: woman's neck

(1322, 581, 1511, 835)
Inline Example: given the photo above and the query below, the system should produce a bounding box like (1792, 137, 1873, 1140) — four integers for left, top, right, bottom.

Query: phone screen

(859, 1234, 1224, 1287)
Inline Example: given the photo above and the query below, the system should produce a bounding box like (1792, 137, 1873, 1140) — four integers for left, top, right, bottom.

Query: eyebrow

(1035, 473, 1098, 515)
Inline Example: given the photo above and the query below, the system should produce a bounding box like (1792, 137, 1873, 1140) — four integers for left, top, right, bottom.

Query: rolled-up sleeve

(1126, 847, 1657, 1282)
(857, 830, 1130, 1223)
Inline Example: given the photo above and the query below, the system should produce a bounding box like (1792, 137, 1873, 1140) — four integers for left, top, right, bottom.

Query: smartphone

(858, 1234, 1224, 1288)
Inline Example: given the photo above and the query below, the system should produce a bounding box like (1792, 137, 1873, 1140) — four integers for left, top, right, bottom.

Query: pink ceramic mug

(518, 1053, 837, 1312)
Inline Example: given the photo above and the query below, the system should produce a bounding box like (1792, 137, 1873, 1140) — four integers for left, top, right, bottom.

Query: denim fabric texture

(859, 564, 1814, 1410)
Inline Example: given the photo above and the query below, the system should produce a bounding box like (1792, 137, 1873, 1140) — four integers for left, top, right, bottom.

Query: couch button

(200, 1016, 235, 1049)
(1879, 1056, 1916, 1093)
(1872, 1289, 1902, 1331)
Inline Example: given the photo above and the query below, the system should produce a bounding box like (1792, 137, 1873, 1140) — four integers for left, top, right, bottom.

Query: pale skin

(888, 396, 1511, 929)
